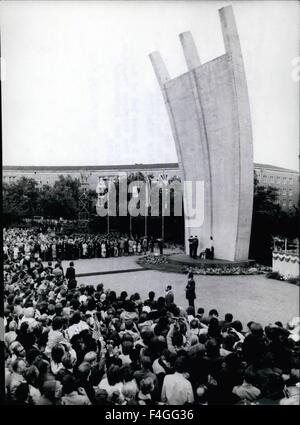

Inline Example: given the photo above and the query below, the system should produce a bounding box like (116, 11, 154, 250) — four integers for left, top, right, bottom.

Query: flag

(145, 176, 150, 209)
(96, 178, 107, 207)
(160, 174, 169, 209)
(132, 185, 139, 198)
(92, 314, 102, 342)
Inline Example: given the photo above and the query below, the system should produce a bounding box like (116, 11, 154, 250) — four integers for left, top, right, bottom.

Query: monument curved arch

(149, 5, 253, 261)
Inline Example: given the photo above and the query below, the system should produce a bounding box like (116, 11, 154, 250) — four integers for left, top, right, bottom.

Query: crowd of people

(3, 227, 300, 405)
(3, 228, 159, 263)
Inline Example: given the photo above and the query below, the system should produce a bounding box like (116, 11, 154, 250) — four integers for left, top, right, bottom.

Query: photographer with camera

(166, 316, 192, 355)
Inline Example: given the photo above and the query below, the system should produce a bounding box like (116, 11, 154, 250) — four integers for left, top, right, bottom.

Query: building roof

(2, 163, 179, 172)
(254, 163, 299, 174)
(2, 162, 299, 174)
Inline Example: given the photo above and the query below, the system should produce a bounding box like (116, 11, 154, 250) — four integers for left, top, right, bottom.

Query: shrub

(266, 271, 283, 280)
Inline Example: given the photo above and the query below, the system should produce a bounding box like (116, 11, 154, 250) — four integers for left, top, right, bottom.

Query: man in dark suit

(209, 236, 214, 260)
(149, 237, 154, 253)
(188, 236, 194, 258)
(165, 285, 174, 306)
(185, 272, 196, 309)
(193, 236, 199, 259)
(66, 261, 76, 282)
(157, 238, 163, 255)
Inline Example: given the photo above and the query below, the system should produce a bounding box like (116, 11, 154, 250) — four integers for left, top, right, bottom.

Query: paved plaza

(59, 256, 300, 329)
(53, 256, 143, 276)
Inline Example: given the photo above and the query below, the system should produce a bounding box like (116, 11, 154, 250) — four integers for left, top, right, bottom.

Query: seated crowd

(3, 236, 300, 406)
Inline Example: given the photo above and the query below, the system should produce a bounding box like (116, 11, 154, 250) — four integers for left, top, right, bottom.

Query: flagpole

(162, 170, 165, 241)
(145, 174, 148, 238)
(107, 178, 110, 234)
(130, 173, 135, 238)
(129, 174, 132, 237)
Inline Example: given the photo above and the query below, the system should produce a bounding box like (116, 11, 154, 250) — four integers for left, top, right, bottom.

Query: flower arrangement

(137, 255, 272, 276)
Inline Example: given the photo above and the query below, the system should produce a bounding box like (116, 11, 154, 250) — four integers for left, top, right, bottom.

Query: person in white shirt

(98, 364, 124, 402)
(24, 365, 41, 405)
(4, 321, 18, 348)
(232, 369, 261, 402)
(45, 317, 68, 357)
(13, 245, 19, 260)
(82, 242, 88, 258)
(67, 311, 90, 340)
(161, 357, 194, 405)
(24, 243, 31, 256)
(19, 307, 38, 330)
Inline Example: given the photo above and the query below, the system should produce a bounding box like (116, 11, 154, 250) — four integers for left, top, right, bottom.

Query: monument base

(168, 254, 255, 268)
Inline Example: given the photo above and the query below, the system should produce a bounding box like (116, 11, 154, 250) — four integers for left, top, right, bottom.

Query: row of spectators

(3, 228, 157, 262)
(4, 241, 300, 405)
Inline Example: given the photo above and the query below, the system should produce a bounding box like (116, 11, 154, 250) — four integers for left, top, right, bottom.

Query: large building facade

(3, 162, 299, 212)
(255, 163, 299, 211)
(2, 163, 179, 188)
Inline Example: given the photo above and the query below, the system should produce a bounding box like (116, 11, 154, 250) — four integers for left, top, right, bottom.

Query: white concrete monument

(149, 5, 254, 261)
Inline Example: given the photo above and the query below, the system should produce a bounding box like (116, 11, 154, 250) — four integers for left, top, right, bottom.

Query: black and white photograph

(1, 0, 299, 411)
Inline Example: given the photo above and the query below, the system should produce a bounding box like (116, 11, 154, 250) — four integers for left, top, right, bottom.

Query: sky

(1, 0, 299, 170)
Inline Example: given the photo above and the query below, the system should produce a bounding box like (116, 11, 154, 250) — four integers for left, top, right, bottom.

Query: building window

(289, 190, 293, 197)
(282, 201, 287, 208)
(289, 177, 293, 185)
(282, 190, 286, 196)
(289, 201, 293, 208)
(263, 175, 267, 184)
(276, 176, 281, 184)
(270, 176, 274, 183)
(283, 177, 287, 185)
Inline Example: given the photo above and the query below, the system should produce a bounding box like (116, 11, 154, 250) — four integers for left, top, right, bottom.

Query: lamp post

(105, 177, 110, 234)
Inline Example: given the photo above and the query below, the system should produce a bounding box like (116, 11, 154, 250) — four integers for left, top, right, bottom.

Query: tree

(3, 177, 40, 225)
(250, 174, 284, 265)
(43, 175, 81, 219)
(277, 206, 299, 240)
(2, 175, 81, 225)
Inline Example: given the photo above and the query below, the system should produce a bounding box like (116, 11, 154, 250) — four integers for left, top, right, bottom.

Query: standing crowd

(3, 228, 157, 263)
(3, 228, 300, 406)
